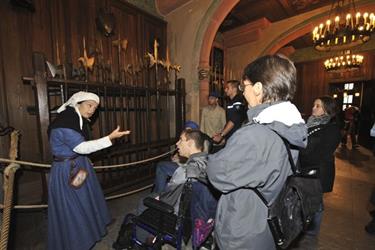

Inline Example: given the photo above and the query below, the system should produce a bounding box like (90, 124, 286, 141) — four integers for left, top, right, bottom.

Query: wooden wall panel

(295, 52, 375, 118)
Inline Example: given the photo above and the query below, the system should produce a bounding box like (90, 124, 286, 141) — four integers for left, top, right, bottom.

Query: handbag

(254, 133, 323, 249)
(69, 161, 88, 189)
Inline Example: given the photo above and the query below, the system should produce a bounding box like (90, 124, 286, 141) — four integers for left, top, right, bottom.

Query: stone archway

(197, 0, 239, 107)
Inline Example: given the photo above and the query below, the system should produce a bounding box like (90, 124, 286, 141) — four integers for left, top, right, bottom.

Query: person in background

(47, 91, 130, 250)
(299, 96, 341, 236)
(366, 122, 375, 233)
(153, 120, 199, 193)
(342, 105, 360, 149)
(212, 80, 246, 144)
(200, 91, 226, 138)
(207, 55, 307, 250)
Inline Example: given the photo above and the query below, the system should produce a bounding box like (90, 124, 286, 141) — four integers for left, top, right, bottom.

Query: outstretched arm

(74, 126, 131, 154)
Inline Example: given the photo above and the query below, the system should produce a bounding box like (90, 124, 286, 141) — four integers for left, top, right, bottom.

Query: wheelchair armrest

(143, 197, 174, 214)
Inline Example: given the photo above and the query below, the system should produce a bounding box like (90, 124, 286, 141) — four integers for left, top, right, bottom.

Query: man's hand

(212, 133, 223, 143)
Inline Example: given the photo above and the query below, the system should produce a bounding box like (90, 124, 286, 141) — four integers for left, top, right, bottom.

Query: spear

(112, 34, 128, 83)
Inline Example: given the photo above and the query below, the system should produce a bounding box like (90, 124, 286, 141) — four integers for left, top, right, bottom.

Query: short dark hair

(226, 80, 240, 89)
(242, 54, 296, 103)
(182, 129, 204, 151)
(317, 96, 338, 118)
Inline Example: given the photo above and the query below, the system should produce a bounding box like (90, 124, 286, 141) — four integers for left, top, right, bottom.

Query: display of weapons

(46, 40, 66, 79)
(160, 47, 172, 73)
(94, 39, 105, 82)
(145, 39, 164, 86)
(78, 37, 95, 82)
(46, 61, 65, 78)
(103, 60, 114, 83)
(112, 35, 128, 83)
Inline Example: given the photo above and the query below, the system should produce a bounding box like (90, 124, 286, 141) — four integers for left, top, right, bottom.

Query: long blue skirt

(48, 156, 110, 250)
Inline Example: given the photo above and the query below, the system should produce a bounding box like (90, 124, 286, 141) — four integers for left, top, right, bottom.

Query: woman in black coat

(299, 96, 341, 235)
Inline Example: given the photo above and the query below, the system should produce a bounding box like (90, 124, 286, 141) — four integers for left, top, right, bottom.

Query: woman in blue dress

(47, 91, 130, 250)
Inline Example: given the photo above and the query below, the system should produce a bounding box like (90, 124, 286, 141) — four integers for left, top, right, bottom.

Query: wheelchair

(113, 178, 219, 250)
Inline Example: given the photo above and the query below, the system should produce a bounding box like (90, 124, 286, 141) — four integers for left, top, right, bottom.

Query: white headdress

(57, 91, 100, 130)
(57, 91, 100, 113)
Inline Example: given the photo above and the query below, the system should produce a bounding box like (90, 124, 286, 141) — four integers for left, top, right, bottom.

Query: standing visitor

(212, 80, 246, 144)
(207, 55, 307, 250)
(299, 96, 341, 235)
(200, 91, 226, 138)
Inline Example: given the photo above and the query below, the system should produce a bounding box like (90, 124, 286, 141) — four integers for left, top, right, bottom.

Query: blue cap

(184, 120, 199, 130)
(209, 91, 219, 98)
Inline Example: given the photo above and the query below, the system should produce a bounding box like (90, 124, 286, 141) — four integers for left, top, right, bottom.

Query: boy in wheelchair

(113, 129, 218, 250)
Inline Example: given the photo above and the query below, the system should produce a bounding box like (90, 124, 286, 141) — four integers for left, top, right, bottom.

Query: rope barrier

(0, 147, 173, 211)
(0, 148, 176, 169)
(0, 131, 20, 250)
(0, 183, 154, 210)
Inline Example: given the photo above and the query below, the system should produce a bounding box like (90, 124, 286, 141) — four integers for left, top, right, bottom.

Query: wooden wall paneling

(0, 3, 10, 157)
(142, 14, 166, 142)
(111, 0, 136, 81)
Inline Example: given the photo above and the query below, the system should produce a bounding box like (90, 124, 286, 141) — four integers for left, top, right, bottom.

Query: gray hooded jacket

(207, 102, 307, 250)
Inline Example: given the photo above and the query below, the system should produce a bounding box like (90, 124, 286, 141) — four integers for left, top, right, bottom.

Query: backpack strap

(253, 131, 296, 207)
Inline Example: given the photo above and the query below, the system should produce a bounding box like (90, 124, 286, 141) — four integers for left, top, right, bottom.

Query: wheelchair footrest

(133, 206, 178, 238)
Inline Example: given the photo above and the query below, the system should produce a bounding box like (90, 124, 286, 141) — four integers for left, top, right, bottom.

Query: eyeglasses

(238, 81, 251, 92)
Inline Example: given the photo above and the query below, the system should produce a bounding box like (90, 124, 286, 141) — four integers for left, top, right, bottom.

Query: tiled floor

(290, 145, 375, 250)
(11, 144, 375, 249)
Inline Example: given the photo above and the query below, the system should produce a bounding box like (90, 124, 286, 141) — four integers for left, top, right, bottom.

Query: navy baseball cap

(209, 91, 219, 98)
(184, 120, 199, 130)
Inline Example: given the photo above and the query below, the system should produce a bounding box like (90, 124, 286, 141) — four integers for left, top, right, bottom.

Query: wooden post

(31, 52, 50, 204)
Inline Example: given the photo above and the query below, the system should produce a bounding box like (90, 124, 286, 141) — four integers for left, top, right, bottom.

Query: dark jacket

(299, 120, 341, 193)
(207, 102, 307, 250)
(225, 94, 246, 139)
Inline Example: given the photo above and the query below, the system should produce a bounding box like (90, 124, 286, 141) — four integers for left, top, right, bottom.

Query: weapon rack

(23, 52, 186, 195)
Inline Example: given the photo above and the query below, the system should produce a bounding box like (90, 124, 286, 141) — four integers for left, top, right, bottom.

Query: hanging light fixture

(312, 0, 375, 51)
(324, 50, 364, 72)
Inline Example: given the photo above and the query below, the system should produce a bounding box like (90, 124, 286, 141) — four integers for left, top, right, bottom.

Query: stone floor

(10, 143, 375, 249)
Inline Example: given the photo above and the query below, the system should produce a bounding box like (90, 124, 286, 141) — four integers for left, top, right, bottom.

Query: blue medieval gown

(48, 128, 110, 250)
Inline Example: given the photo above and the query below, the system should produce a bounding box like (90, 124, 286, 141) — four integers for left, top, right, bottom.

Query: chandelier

(312, 0, 375, 51)
(324, 50, 364, 72)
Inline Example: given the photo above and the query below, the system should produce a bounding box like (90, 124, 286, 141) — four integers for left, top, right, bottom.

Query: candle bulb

(335, 16, 340, 29)
(364, 12, 369, 25)
(326, 20, 331, 32)
(319, 23, 323, 36)
(356, 12, 361, 26)
(346, 14, 351, 27)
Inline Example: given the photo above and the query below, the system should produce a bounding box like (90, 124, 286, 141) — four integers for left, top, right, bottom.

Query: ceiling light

(312, 0, 374, 51)
(324, 50, 363, 72)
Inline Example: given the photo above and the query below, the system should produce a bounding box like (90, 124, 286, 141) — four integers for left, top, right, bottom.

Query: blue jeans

(153, 161, 179, 193)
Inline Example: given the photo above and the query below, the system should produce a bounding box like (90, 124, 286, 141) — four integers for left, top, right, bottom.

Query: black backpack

(254, 134, 323, 249)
